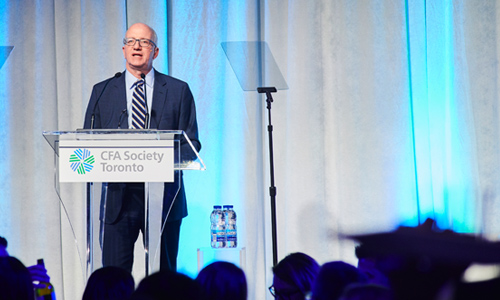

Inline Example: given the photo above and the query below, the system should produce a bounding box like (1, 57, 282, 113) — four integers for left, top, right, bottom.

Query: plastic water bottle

(210, 205, 226, 248)
(35, 259, 56, 300)
(224, 205, 237, 248)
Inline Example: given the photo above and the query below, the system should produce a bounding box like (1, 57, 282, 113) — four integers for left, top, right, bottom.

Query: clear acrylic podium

(43, 129, 205, 280)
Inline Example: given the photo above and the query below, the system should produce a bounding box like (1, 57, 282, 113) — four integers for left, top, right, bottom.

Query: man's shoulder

(93, 72, 125, 89)
(154, 70, 189, 88)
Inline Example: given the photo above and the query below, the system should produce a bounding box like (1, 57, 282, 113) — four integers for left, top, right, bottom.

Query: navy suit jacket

(83, 70, 201, 223)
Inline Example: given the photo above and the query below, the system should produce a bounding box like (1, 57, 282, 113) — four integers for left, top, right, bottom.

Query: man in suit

(83, 23, 201, 272)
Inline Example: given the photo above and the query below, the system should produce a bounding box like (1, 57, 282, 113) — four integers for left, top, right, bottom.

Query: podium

(43, 129, 205, 279)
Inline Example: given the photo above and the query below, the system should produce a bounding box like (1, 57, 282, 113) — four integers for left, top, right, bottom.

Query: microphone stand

(257, 87, 278, 267)
(140, 73, 152, 275)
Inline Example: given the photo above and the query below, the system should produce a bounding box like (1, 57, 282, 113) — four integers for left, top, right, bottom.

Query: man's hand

(27, 264, 51, 289)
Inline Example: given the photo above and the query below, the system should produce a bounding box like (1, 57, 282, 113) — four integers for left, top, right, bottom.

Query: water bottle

(210, 205, 226, 248)
(224, 205, 237, 248)
(35, 259, 56, 300)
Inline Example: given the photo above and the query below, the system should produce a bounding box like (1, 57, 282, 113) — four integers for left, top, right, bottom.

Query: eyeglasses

(269, 285, 304, 300)
(123, 38, 157, 48)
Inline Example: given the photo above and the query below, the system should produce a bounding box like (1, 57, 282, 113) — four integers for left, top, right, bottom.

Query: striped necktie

(131, 79, 146, 129)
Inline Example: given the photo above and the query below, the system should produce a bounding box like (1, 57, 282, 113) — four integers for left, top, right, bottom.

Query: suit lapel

(151, 70, 168, 129)
(112, 74, 128, 129)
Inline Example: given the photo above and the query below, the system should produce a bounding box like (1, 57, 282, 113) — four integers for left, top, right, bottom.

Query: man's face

(122, 23, 159, 75)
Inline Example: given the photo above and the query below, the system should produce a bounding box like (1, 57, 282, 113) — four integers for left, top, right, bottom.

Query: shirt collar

(125, 69, 155, 89)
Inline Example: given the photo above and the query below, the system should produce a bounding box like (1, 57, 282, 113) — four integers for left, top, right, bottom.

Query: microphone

(90, 72, 122, 129)
(141, 73, 150, 129)
(117, 109, 128, 129)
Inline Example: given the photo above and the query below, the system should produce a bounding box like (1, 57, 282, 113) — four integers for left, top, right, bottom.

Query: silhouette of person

(82, 266, 134, 300)
(196, 261, 247, 300)
(311, 261, 368, 300)
(0, 236, 52, 293)
(0, 256, 35, 300)
(270, 252, 320, 300)
(130, 270, 202, 300)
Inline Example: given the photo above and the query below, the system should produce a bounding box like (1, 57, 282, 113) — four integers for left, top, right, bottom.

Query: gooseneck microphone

(141, 73, 150, 129)
(90, 72, 122, 129)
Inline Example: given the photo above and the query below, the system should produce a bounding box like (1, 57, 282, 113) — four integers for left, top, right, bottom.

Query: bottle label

(226, 229, 237, 242)
(36, 282, 54, 297)
(216, 230, 226, 242)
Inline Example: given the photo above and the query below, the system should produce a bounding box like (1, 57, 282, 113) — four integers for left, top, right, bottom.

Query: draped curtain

(1, 1, 499, 299)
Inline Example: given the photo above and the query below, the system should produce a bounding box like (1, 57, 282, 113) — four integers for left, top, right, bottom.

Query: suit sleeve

(178, 83, 201, 162)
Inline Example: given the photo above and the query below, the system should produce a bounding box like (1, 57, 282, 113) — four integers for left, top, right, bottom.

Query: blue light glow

(406, 0, 474, 232)
(0, 0, 12, 238)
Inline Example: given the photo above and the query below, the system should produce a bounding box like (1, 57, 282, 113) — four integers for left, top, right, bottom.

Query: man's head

(271, 252, 320, 300)
(122, 23, 159, 77)
(0, 256, 34, 300)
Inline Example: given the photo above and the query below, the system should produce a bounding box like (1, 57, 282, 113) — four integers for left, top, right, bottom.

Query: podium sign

(58, 140, 174, 183)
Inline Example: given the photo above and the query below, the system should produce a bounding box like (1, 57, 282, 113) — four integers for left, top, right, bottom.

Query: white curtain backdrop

(1, 1, 500, 299)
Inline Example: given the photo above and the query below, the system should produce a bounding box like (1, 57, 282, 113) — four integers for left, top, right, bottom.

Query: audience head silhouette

(82, 266, 134, 300)
(311, 261, 368, 300)
(271, 252, 320, 300)
(196, 261, 247, 300)
(130, 270, 202, 300)
(0, 256, 35, 300)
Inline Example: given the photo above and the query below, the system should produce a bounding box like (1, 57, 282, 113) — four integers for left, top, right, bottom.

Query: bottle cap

(214, 205, 222, 209)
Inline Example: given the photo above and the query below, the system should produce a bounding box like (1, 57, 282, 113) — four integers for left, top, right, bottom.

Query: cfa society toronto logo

(69, 149, 95, 174)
